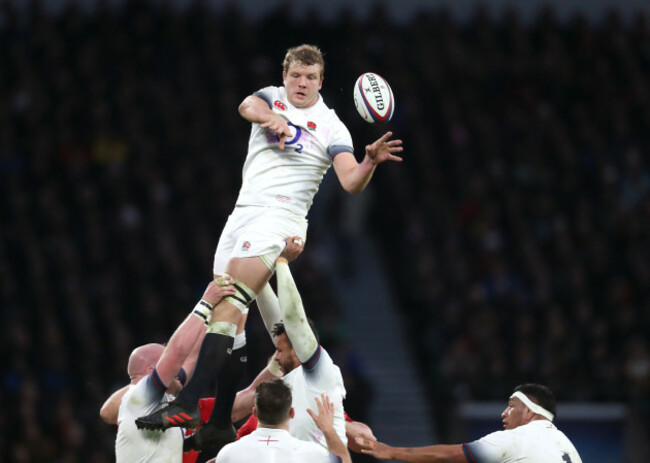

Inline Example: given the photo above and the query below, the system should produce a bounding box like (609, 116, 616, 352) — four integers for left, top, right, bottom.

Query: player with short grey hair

(111, 279, 235, 463)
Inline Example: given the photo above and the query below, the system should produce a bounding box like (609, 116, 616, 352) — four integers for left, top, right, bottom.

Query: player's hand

(354, 435, 393, 459)
(307, 394, 335, 432)
(201, 275, 236, 307)
(261, 113, 292, 150)
(365, 131, 403, 164)
(280, 236, 305, 262)
(346, 421, 377, 453)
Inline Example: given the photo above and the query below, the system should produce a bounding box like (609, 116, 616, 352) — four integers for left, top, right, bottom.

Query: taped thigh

(222, 276, 257, 314)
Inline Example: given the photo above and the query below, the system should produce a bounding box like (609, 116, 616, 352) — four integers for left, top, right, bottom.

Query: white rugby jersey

(236, 86, 354, 217)
(215, 428, 341, 463)
(282, 345, 348, 449)
(463, 420, 583, 463)
(115, 375, 184, 463)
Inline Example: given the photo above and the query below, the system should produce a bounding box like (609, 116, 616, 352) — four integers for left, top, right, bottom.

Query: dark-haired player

(356, 383, 583, 463)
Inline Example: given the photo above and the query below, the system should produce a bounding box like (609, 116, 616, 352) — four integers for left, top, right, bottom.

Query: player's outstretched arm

(333, 131, 403, 194)
(275, 238, 319, 362)
(346, 420, 377, 453)
(231, 356, 281, 423)
(354, 436, 466, 463)
(308, 394, 352, 463)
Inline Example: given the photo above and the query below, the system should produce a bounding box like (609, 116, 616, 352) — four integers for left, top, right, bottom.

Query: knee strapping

(207, 321, 237, 337)
(223, 277, 257, 314)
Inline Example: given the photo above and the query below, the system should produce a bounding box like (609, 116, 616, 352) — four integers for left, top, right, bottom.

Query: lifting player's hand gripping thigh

(201, 275, 236, 307)
(280, 236, 305, 263)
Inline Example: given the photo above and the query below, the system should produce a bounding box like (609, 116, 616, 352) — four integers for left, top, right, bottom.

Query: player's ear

(289, 407, 295, 419)
(524, 407, 535, 422)
(252, 407, 258, 419)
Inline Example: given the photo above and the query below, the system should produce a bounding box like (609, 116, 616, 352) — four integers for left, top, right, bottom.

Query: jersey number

(562, 453, 572, 463)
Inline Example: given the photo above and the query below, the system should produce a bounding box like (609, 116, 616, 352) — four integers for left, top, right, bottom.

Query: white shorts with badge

(213, 205, 308, 275)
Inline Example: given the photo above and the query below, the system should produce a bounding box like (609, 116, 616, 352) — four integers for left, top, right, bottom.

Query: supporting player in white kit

(213, 380, 350, 463)
(114, 279, 235, 462)
(355, 383, 583, 463)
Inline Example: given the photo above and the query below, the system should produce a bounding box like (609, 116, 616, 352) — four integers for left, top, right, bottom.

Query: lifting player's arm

(274, 238, 318, 362)
(154, 278, 235, 387)
(230, 356, 281, 423)
(100, 385, 130, 425)
(256, 282, 283, 346)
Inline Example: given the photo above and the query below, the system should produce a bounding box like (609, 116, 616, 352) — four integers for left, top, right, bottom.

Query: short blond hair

(282, 44, 325, 78)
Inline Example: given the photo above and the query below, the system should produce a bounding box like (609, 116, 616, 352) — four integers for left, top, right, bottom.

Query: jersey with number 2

(236, 86, 354, 218)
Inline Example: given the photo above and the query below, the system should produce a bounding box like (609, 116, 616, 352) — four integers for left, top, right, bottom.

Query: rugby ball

(353, 72, 395, 123)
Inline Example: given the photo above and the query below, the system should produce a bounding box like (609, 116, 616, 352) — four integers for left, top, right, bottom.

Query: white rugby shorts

(213, 205, 308, 274)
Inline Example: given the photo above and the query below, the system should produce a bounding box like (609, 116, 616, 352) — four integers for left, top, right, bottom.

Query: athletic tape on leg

(207, 321, 237, 337)
(223, 278, 256, 314)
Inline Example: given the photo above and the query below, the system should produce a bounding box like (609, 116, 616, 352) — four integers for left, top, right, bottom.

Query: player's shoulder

(126, 376, 154, 401)
(291, 434, 329, 453)
(315, 104, 352, 142)
(304, 345, 337, 371)
(214, 437, 240, 462)
(254, 85, 284, 103)
(314, 97, 346, 124)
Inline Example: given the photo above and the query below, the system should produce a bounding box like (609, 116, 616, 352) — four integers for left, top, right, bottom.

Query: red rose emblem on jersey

(274, 100, 287, 111)
(242, 241, 251, 251)
(307, 121, 316, 131)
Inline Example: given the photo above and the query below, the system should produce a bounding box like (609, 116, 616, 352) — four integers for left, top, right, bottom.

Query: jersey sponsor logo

(307, 121, 316, 131)
(274, 100, 287, 111)
(285, 122, 302, 145)
(242, 241, 251, 251)
(275, 195, 291, 203)
(282, 122, 305, 153)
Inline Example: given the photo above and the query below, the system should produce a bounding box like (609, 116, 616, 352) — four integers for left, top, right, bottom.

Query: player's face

(283, 62, 323, 108)
(501, 397, 527, 430)
(274, 334, 300, 374)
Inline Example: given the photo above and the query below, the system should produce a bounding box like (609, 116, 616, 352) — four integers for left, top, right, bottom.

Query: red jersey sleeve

(236, 415, 258, 439)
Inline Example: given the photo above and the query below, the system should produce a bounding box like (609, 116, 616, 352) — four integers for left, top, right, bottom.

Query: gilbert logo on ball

(353, 72, 395, 123)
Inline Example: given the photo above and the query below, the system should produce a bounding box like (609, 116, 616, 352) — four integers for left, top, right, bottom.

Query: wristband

(275, 257, 288, 265)
(267, 357, 283, 377)
(192, 300, 213, 323)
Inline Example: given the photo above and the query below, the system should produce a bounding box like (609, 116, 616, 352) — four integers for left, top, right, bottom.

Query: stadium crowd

(0, 0, 648, 461)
